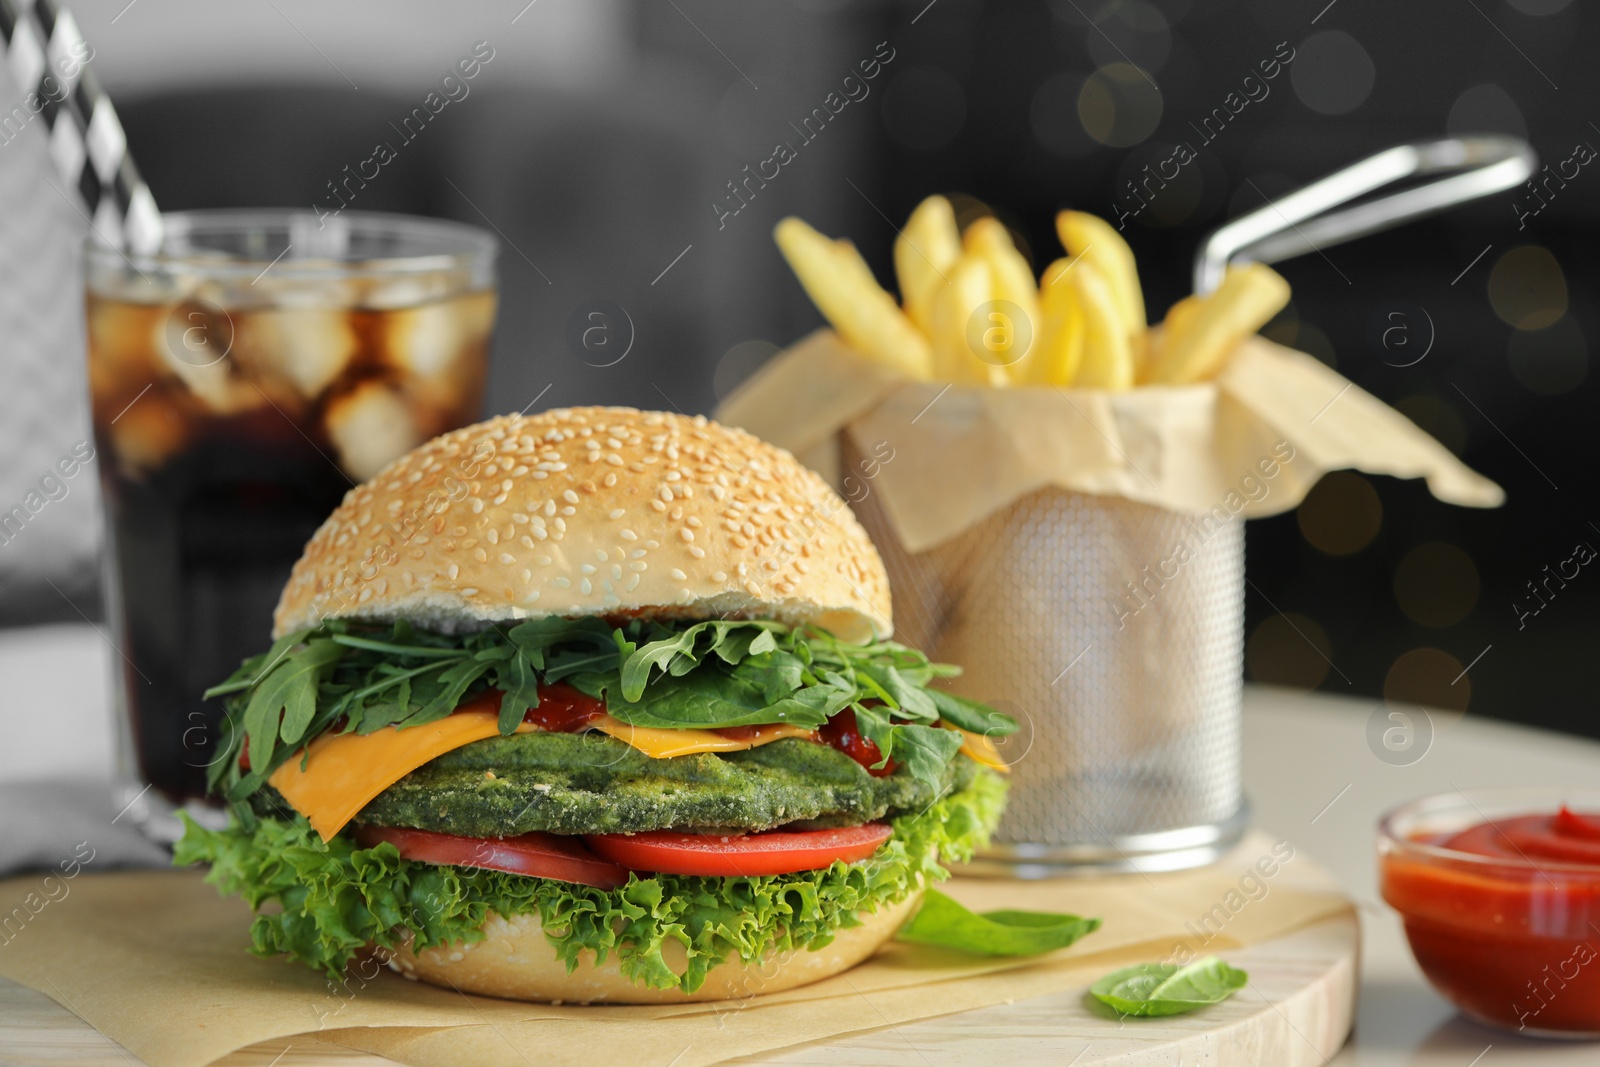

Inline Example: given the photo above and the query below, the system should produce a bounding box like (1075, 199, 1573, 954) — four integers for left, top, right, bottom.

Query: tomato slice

(355, 825, 630, 889)
(584, 823, 893, 877)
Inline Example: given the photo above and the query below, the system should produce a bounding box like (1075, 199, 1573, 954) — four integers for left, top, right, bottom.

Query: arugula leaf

(851, 703, 964, 781)
(1089, 957, 1249, 1017)
(896, 889, 1100, 956)
(205, 616, 1017, 811)
(580, 668, 848, 731)
(175, 769, 1007, 992)
(928, 690, 1020, 737)
(243, 638, 342, 770)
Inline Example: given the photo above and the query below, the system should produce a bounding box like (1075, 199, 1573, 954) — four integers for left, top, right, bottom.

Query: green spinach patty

(261, 732, 983, 836)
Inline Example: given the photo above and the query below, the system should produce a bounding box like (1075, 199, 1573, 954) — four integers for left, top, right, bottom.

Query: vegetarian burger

(178, 407, 1014, 1002)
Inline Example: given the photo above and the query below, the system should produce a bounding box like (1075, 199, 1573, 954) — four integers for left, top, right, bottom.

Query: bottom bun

(387, 891, 922, 1004)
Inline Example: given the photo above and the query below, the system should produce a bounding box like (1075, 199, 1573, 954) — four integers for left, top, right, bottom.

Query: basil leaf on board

(896, 889, 1101, 956)
(1089, 957, 1249, 1017)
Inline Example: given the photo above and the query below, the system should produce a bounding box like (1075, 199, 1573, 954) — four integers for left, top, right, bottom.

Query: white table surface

(4, 623, 1599, 1065)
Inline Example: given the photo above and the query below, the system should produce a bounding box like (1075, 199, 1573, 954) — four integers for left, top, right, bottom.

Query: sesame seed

(629, 561, 647, 572)
(560, 506, 576, 517)
(609, 508, 626, 519)
(474, 548, 489, 563)
(461, 587, 480, 596)
(448, 564, 460, 580)
(679, 529, 695, 543)
(499, 553, 516, 565)
(620, 529, 637, 541)
(712, 571, 728, 582)
(552, 577, 571, 589)
(580, 564, 596, 575)
(486, 529, 499, 545)
(563, 489, 580, 504)
(686, 516, 703, 528)
(689, 546, 706, 559)
(670, 568, 687, 581)
(536, 555, 552, 566)
(580, 578, 593, 595)
(611, 564, 623, 580)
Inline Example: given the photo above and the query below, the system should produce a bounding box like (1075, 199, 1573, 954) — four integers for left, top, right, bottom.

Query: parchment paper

(0, 831, 1348, 1067)
(717, 330, 1503, 552)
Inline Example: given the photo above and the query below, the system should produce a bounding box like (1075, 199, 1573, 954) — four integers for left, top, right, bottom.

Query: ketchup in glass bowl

(1380, 788, 1600, 1037)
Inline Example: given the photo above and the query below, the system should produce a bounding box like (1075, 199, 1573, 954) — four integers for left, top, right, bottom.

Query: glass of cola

(85, 210, 497, 840)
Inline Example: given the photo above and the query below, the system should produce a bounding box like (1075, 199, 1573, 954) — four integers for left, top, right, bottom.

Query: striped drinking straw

(0, 0, 163, 253)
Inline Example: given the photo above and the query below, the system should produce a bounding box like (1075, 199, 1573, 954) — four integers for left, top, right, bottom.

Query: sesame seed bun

(272, 407, 892, 642)
(386, 891, 920, 1003)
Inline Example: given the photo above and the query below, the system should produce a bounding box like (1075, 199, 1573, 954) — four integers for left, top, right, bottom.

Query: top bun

(273, 407, 892, 642)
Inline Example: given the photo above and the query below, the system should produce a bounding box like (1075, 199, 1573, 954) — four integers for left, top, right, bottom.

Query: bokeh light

(1505, 0, 1572, 14)
(1393, 542, 1480, 628)
(1288, 321, 1337, 369)
(1446, 83, 1528, 141)
(881, 66, 967, 152)
(1394, 395, 1468, 455)
(1290, 31, 1376, 116)
(1488, 245, 1568, 330)
(1085, 1, 1173, 75)
(1112, 142, 1210, 227)
(1385, 647, 1470, 716)
(1297, 471, 1382, 556)
(1507, 314, 1588, 395)
(1031, 72, 1097, 158)
(1078, 63, 1163, 148)
(1246, 613, 1332, 690)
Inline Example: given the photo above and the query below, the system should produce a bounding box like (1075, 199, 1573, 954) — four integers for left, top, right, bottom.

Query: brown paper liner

(718, 330, 1501, 553)
(0, 832, 1347, 1067)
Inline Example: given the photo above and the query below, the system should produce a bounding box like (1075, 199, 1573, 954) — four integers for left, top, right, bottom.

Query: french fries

(1055, 211, 1146, 345)
(1149, 263, 1291, 385)
(928, 254, 1000, 386)
(961, 218, 1040, 382)
(1030, 258, 1084, 386)
(895, 196, 962, 337)
(1067, 263, 1135, 390)
(773, 217, 933, 380)
(773, 204, 1290, 390)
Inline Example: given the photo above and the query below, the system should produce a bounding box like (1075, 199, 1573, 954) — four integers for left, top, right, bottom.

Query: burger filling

(176, 615, 1014, 993)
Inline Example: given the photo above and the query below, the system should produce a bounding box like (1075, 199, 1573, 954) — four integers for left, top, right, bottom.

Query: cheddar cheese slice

(589, 718, 817, 759)
(949, 725, 1011, 773)
(270, 710, 531, 841)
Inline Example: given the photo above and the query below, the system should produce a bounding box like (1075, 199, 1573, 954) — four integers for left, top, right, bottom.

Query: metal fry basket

(848, 136, 1534, 876)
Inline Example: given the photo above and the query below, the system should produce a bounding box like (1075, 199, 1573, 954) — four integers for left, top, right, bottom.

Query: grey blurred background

(1, 0, 1596, 738)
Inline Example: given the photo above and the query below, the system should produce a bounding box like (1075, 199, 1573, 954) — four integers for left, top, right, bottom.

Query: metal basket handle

(1194, 135, 1537, 294)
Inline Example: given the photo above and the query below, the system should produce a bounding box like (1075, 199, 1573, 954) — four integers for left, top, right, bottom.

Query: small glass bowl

(1379, 787, 1600, 1038)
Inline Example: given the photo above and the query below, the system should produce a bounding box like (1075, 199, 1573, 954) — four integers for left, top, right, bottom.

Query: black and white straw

(0, 0, 162, 253)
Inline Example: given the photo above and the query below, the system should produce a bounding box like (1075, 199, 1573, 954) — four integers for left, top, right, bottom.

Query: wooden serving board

(0, 910, 1357, 1064)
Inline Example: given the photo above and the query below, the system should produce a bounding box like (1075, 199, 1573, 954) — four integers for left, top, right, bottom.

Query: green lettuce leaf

(896, 889, 1100, 956)
(174, 771, 1007, 994)
(1089, 957, 1249, 1016)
